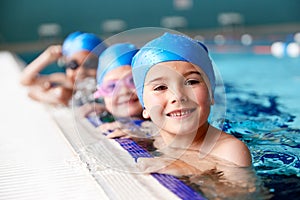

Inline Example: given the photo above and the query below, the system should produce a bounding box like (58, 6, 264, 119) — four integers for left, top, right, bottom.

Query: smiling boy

(131, 32, 251, 175)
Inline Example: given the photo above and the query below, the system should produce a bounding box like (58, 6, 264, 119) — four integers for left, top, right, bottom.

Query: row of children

(20, 30, 252, 178)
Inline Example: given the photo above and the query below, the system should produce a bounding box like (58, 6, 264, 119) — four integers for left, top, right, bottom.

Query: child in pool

(131, 32, 252, 176)
(90, 43, 144, 137)
(20, 31, 106, 106)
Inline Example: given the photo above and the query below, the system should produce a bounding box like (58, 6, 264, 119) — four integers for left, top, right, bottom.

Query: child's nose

(169, 87, 187, 104)
(117, 82, 132, 95)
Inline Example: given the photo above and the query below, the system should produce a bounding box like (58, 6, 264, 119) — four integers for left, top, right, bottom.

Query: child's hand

(98, 121, 143, 139)
(137, 157, 201, 176)
(106, 128, 131, 139)
(44, 45, 62, 62)
(78, 103, 107, 117)
(27, 84, 73, 106)
(97, 121, 122, 133)
(96, 121, 129, 138)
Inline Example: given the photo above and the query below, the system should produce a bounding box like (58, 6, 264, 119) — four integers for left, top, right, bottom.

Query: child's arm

(137, 157, 202, 176)
(97, 121, 130, 138)
(77, 103, 107, 118)
(26, 84, 73, 106)
(20, 45, 62, 86)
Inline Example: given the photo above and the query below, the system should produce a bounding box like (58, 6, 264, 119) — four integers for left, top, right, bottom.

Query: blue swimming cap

(62, 31, 82, 52)
(96, 43, 138, 86)
(62, 32, 106, 58)
(131, 32, 215, 107)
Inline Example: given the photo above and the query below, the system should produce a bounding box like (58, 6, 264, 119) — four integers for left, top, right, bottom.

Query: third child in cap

(20, 31, 106, 106)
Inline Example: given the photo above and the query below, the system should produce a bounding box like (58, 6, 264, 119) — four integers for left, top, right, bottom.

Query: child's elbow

(19, 76, 31, 86)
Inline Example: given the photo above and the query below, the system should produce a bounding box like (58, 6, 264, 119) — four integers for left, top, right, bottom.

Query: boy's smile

(143, 61, 212, 140)
(166, 108, 196, 119)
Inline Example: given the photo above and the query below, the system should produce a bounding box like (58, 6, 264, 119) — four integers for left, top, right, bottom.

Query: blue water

(211, 53, 300, 198)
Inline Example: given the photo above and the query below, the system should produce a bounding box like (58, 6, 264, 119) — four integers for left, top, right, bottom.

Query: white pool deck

(0, 51, 181, 200)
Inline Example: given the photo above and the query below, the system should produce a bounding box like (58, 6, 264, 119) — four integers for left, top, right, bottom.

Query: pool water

(211, 53, 300, 199)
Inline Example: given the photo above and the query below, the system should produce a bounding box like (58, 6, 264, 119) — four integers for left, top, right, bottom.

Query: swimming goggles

(94, 73, 135, 98)
(61, 56, 98, 70)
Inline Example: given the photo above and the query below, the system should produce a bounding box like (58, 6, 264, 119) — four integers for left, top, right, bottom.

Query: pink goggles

(94, 74, 136, 98)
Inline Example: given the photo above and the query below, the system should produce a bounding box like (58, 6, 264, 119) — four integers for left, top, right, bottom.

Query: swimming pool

(17, 41, 300, 199)
(80, 50, 300, 199)
(211, 52, 300, 199)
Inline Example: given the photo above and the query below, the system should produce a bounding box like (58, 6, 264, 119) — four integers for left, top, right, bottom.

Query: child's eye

(129, 77, 135, 87)
(154, 85, 168, 91)
(104, 83, 117, 92)
(129, 77, 134, 84)
(185, 79, 200, 86)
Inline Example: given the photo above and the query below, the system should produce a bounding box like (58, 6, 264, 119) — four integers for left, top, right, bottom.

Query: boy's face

(102, 66, 143, 118)
(65, 51, 97, 84)
(143, 61, 212, 136)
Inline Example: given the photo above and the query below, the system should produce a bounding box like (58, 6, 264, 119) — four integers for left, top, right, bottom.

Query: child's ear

(142, 109, 150, 119)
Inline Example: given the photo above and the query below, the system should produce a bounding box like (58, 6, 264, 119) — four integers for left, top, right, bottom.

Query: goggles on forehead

(94, 73, 135, 98)
(60, 56, 98, 70)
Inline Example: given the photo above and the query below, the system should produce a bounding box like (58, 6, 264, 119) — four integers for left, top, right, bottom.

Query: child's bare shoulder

(213, 130, 252, 166)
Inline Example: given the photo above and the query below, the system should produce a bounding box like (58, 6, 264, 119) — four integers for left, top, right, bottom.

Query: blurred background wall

(0, 0, 299, 51)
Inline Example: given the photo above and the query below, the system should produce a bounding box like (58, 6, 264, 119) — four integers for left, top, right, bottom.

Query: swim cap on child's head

(131, 32, 215, 107)
(96, 43, 139, 86)
(62, 31, 106, 58)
